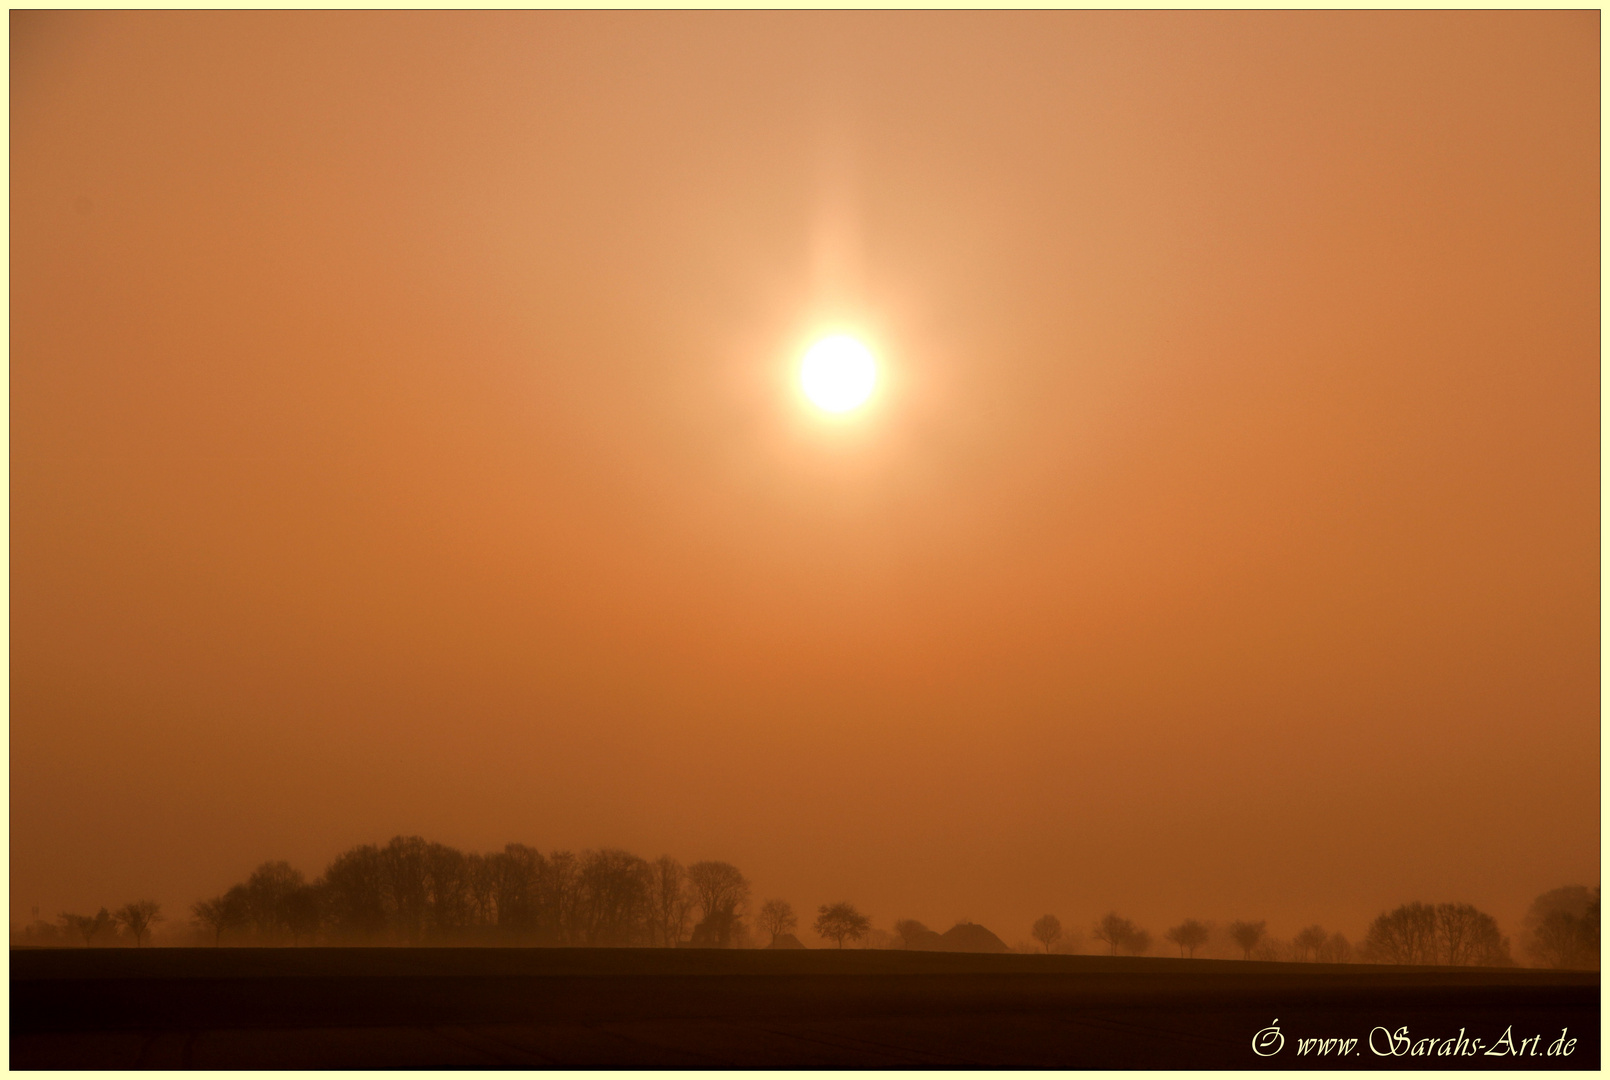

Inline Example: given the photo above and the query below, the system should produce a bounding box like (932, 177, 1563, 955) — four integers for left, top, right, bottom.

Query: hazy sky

(11, 10, 1599, 945)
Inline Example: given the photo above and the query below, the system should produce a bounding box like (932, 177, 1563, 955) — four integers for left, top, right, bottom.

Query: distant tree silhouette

(1522, 886, 1598, 969)
(1031, 914, 1063, 953)
(648, 856, 694, 947)
(423, 842, 473, 939)
(1121, 927, 1152, 956)
(244, 861, 307, 944)
(549, 850, 588, 944)
(1164, 919, 1208, 958)
(191, 888, 248, 946)
(61, 908, 113, 948)
(197, 837, 756, 950)
(814, 902, 871, 949)
(1293, 924, 1328, 962)
(758, 899, 799, 946)
(489, 843, 549, 941)
(1362, 902, 1439, 965)
(465, 852, 498, 928)
(379, 837, 432, 943)
(1434, 903, 1510, 966)
(575, 849, 653, 946)
(321, 845, 387, 942)
(1228, 920, 1266, 960)
(687, 861, 749, 947)
(1092, 912, 1141, 956)
(1318, 932, 1352, 964)
(893, 919, 932, 949)
(114, 900, 163, 947)
(1359, 901, 1512, 967)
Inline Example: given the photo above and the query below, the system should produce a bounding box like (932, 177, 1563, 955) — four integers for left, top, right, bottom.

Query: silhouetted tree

(1228, 920, 1266, 960)
(758, 899, 798, 946)
(320, 845, 387, 942)
(1293, 924, 1328, 962)
(1523, 886, 1598, 969)
(379, 836, 432, 943)
(687, 861, 749, 948)
(191, 889, 248, 946)
(245, 861, 307, 944)
(1318, 932, 1352, 964)
(1121, 927, 1152, 956)
(815, 902, 871, 948)
(1363, 902, 1438, 965)
(648, 856, 693, 947)
(61, 908, 113, 948)
(424, 842, 473, 939)
(1031, 914, 1063, 953)
(1165, 919, 1208, 958)
(543, 850, 584, 944)
(490, 844, 548, 940)
(114, 900, 163, 947)
(1092, 912, 1139, 956)
(576, 848, 652, 946)
(465, 852, 498, 928)
(893, 919, 933, 949)
(1434, 903, 1509, 966)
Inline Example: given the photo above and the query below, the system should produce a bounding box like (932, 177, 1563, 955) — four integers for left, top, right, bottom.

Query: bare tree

(1434, 903, 1509, 966)
(575, 849, 653, 946)
(814, 902, 871, 949)
(1092, 912, 1138, 956)
(245, 861, 307, 944)
(1523, 887, 1598, 969)
(320, 845, 387, 942)
(686, 861, 750, 948)
(758, 899, 798, 945)
(1318, 932, 1352, 964)
(1165, 919, 1209, 958)
(1293, 924, 1328, 962)
(60, 908, 113, 948)
(648, 856, 694, 948)
(1121, 927, 1152, 956)
(464, 852, 498, 929)
(1031, 914, 1063, 953)
(114, 900, 163, 947)
(1363, 902, 1439, 965)
(1228, 920, 1266, 960)
(424, 842, 473, 939)
(191, 889, 248, 946)
(893, 918, 932, 949)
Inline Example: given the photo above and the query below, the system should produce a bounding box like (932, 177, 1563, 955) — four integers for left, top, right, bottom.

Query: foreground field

(11, 947, 1597, 1069)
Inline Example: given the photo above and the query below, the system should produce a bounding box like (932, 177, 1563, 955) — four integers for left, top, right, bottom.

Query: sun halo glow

(800, 335, 877, 413)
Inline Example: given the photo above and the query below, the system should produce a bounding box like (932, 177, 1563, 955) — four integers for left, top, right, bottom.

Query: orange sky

(11, 11, 1599, 946)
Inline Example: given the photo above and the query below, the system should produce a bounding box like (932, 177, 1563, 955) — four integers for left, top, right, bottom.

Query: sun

(800, 335, 877, 413)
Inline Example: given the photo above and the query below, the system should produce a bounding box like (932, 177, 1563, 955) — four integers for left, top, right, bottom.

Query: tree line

(24, 845, 1596, 969)
(186, 837, 751, 947)
(1015, 889, 1598, 968)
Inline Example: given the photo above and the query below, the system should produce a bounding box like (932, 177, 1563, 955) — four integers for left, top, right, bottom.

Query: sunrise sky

(10, 10, 1599, 945)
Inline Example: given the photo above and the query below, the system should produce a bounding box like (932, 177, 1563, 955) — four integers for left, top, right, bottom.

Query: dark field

(11, 947, 1597, 1069)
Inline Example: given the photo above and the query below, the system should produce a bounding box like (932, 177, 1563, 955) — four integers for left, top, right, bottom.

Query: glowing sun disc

(800, 335, 877, 412)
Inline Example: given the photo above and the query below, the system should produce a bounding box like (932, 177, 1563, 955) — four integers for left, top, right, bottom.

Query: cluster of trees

(1017, 915, 1348, 964)
(1092, 913, 1152, 955)
(1360, 902, 1512, 966)
(1521, 886, 1599, 970)
(38, 901, 165, 948)
(188, 837, 751, 948)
